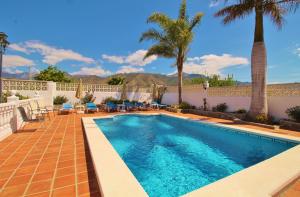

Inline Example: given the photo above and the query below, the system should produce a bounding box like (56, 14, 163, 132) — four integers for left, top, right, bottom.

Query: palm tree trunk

(248, 7, 268, 118)
(177, 57, 183, 104)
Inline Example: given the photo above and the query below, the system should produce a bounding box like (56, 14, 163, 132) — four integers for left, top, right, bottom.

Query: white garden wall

(55, 91, 152, 104)
(162, 84, 300, 120)
(0, 98, 41, 141)
(2, 79, 300, 120)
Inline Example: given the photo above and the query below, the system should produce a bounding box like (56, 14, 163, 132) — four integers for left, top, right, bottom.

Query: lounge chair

(106, 102, 118, 112)
(60, 103, 74, 114)
(124, 101, 135, 111)
(135, 102, 147, 111)
(85, 102, 98, 113)
(34, 99, 52, 119)
(29, 100, 50, 120)
(18, 106, 46, 130)
(151, 101, 167, 109)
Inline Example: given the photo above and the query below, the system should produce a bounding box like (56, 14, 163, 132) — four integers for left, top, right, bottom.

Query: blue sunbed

(86, 102, 98, 113)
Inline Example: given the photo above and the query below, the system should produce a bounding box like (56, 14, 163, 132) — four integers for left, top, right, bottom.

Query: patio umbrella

(75, 79, 83, 104)
(120, 81, 127, 100)
(152, 83, 158, 102)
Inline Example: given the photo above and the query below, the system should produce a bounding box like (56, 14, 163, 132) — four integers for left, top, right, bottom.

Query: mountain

(2, 72, 30, 79)
(3, 71, 250, 86)
(71, 72, 209, 86)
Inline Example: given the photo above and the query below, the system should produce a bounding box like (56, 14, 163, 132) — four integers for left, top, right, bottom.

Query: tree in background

(185, 74, 236, 87)
(34, 66, 71, 82)
(215, 0, 299, 118)
(140, 0, 203, 104)
(107, 76, 125, 85)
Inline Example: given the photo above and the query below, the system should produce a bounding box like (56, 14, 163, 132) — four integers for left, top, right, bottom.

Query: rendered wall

(162, 84, 300, 120)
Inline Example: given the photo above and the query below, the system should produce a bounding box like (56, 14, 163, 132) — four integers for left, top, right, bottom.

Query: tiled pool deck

(0, 110, 299, 197)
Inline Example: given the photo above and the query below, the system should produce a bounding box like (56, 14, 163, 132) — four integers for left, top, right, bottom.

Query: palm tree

(215, 0, 299, 118)
(140, 0, 203, 104)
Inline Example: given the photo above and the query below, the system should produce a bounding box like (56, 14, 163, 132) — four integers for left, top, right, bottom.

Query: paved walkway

(0, 113, 100, 197)
(0, 110, 299, 196)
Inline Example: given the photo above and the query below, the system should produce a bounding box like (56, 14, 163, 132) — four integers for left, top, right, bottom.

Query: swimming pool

(94, 114, 298, 197)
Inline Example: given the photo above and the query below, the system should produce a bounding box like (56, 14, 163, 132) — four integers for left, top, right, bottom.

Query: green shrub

(212, 103, 228, 112)
(53, 95, 68, 105)
(0, 91, 29, 103)
(255, 114, 275, 124)
(15, 93, 29, 100)
(178, 102, 193, 109)
(236, 109, 247, 114)
(286, 106, 300, 122)
(254, 114, 269, 124)
(103, 97, 123, 104)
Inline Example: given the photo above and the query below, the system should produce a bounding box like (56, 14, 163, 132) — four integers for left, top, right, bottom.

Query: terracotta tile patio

(0, 110, 299, 197)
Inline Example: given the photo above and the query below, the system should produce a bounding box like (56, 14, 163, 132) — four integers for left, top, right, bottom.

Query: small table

(75, 105, 85, 114)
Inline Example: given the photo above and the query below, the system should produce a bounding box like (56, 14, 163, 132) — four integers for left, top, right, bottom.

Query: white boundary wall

(0, 98, 42, 141)
(162, 84, 300, 120)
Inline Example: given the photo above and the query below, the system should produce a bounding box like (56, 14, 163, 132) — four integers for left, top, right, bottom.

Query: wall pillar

(46, 81, 56, 107)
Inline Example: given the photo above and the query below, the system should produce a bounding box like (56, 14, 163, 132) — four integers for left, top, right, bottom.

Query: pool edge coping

(82, 112, 300, 197)
(82, 116, 148, 197)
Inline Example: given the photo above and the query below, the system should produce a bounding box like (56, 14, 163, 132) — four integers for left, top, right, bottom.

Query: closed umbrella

(152, 83, 157, 102)
(75, 79, 83, 103)
(120, 81, 127, 100)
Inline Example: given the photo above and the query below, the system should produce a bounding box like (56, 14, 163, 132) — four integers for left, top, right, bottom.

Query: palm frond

(274, 0, 300, 12)
(189, 12, 204, 30)
(139, 28, 164, 42)
(144, 44, 176, 60)
(264, 1, 286, 28)
(214, 0, 255, 24)
(147, 12, 173, 30)
(179, 0, 187, 19)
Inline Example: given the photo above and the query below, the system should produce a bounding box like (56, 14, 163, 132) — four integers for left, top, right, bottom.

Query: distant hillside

(71, 73, 209, 86)
(3, 71, 250, 86)
(2, 72, 30, 80)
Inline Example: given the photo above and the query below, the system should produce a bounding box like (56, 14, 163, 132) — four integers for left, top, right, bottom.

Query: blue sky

(1, 0, 299, 83)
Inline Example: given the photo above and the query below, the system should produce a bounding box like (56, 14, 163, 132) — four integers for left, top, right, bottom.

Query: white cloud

(24, 41, 95, 65)
(3, 55, 35, 67)
(297, 48, 300, 56)
(126, 50, 157, 66)
(30, 67, 40, 74)
(71, 66, 112, 76)
(3, 67, 24, 74)
(171, 54, 249, 75)
(102, 49, 157, 66)
(209, 1, 220, 7)
(116, 66, 144, 74)
(102, 54, 124, 64)
(9, 41, 95, 65)
(8, 43, 31, 54)
(184, 54, 249, 75)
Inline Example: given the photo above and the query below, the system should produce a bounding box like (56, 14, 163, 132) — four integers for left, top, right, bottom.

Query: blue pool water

(94, 114, 297, 197)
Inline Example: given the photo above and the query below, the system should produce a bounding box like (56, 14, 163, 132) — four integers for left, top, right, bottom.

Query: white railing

(0, 98, 42, 141)
(2, 79, 48, 91)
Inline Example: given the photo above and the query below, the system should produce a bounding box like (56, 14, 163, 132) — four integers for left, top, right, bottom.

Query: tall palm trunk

(177, 64, 183, 104)
(248, 6, 268, 118)
(177, 50, 184, 104)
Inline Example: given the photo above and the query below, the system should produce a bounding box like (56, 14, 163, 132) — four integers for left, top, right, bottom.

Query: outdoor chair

(18, 106, 46, 130)
(106, 102, 118, 112)
(29, 100, 50, 120)
(124, 101, 135, 111)
(60, 103, 74, 114)
(151, 101, 167, 110)
(35, 99, 52, 119)
(85, 102, 98, 113)
(135, 102, 147, 111)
